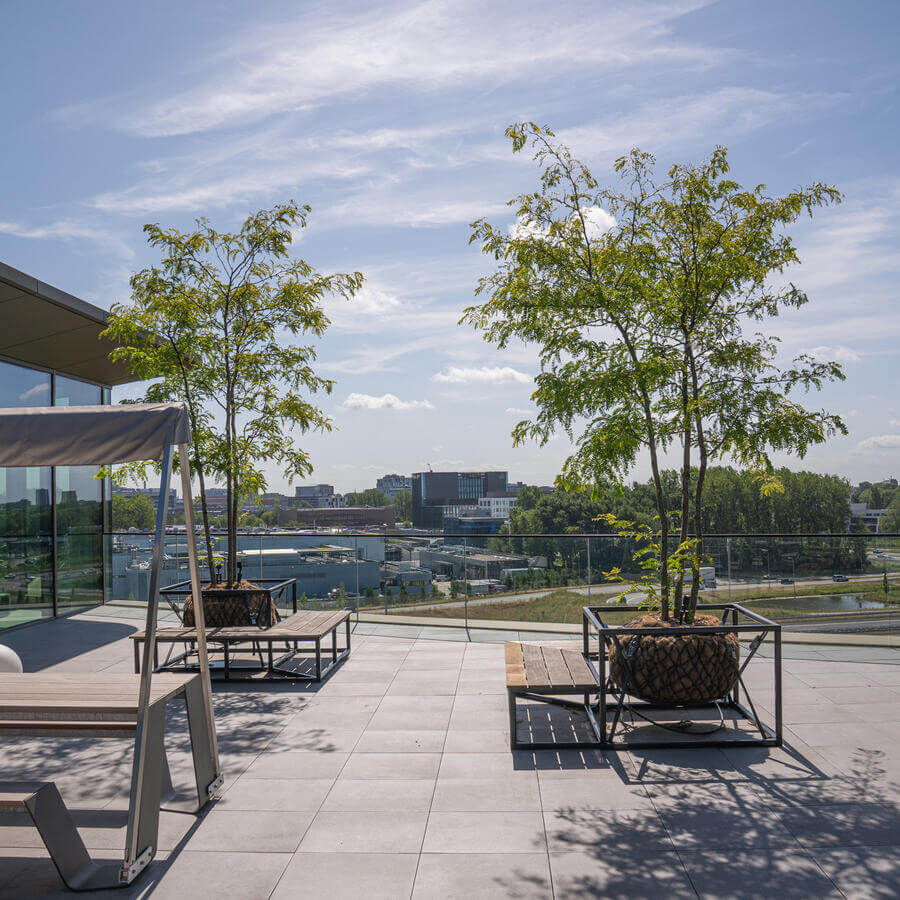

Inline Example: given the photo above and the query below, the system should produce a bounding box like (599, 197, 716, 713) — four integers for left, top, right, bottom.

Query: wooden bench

(0, 781, 124, 891)
(0, 672, 220, 891)
(131, 609, 352, 682)
(505, 642, 603, 750)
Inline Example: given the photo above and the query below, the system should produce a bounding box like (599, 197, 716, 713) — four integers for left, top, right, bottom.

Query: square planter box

(580, 603, 783, 750)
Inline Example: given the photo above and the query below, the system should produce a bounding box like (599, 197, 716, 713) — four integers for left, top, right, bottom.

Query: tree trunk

(194, 461, 216, 585)
(675, 363, 692, 622)
(686, 337, 707, 623)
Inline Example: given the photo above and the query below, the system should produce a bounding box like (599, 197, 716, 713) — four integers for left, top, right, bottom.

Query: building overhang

(0, 261, 139, 387)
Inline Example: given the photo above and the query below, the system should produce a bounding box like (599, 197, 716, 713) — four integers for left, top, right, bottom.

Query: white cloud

(18, 383, 51, 402)
(0, 219, 134, 258)
(510, 205, 616, 244)
(506, 407, 532, 415)
(434, 366, 531, 385)
(889, 419, 900, 427)
(804, 345, 862, 363)
(341, 392, 434, 411)
(856, 434, 900, 451)
(70, 1, 724, 138)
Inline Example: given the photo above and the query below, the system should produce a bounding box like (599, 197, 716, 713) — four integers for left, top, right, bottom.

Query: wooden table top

(0, 672, 195, 717)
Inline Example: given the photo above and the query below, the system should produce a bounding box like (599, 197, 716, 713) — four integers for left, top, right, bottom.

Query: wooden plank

(521, 643, 550, 689)
(541, 647, 576, 687)
(504, 642, 526, 688)
(0, 720, 137, 733)
(560, 650, 599, 691)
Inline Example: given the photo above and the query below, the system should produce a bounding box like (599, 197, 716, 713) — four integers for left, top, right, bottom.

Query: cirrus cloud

(341, 392, 434, 411)
(856, 434, 900, 451)
(433, 366, 531, 385)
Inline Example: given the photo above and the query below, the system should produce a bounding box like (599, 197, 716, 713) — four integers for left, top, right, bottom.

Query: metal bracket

(207, 773, 225, 799)
(119, 845, 154, 885)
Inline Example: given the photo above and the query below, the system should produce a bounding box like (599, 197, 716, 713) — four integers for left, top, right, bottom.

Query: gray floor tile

(273, 852, 419, 900)
(538, 773, 654, 810)
(780, 802, 900, 848)
(188, 808, 316, 852)
(432, 777, 542, 812)
(147, 849, 291, 900)
(813, 845, 900, 899)
(544, 808, 673, 852)
(340, 751, 442, 780)
(354, 728, 446, 753)
(242, 750, 350, 779)
(423, 811, 546, 854)
(217, 776, 335, 811)
(678, 847, 841, 898)
(550, 849, 696, 898)
(299, 809, 428, 853)
(413, 852, 552, 898)
(321, 778, 436, 812)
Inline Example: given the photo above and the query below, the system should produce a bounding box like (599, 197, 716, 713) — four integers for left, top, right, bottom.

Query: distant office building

(376, 474, 411, 500)
(411, 471, 508, 529)
(295, 484, 344, 508)
(849, 502, 890, 533)
(277, 505, 396, 528)
(443, 515, 507, 536)
(477, 494, 517, 520)
(415, 546, 528, 580)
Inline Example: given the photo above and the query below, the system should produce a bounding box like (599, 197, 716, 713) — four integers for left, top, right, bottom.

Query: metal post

(463, 538, 468, 634)
(177, 444, 219, 776)
(726, 538, 732, 600)
(125, 443, 172, 867)
(586, 537, 592, 600)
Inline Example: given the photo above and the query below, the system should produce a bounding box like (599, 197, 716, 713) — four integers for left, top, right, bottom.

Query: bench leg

(331, 625, 338, 665)
(315, 638, 322, 681)
(508, 689, 519, 750)
(133, 639, 141, 674)
(184, 676, 220, 810)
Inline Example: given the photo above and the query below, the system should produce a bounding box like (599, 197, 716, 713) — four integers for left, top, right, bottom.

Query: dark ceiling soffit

(0, 261, 141, 387)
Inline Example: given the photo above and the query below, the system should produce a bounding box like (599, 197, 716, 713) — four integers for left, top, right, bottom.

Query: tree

(464, 124, 845, 621)
(111, 493, 156, 530)
(104, 202, 362, 585)
(345, 488, 389, 507)
(393, 489, 412, 522)
(449, 579, 460, 599)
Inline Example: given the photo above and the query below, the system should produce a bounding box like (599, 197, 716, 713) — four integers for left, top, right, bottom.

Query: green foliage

(597, 513, 698, 617)
(449, 579, 460, 598)
(344, 488, 389, 507)
(464, 123, 845, 620)
(103, 201, 362, 583)
(392, 489, 412, 521)
(111, 493, 156, 530)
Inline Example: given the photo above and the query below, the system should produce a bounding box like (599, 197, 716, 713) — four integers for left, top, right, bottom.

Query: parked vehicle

(780, 578, 794, 585)
(832, 574, 849, 582)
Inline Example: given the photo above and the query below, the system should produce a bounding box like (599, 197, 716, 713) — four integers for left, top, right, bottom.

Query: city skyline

(2, 1, 898, 491)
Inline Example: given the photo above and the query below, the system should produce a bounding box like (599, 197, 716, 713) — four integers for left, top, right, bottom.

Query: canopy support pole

(124, 443, 173, 871)
(178, 443, 220, 782)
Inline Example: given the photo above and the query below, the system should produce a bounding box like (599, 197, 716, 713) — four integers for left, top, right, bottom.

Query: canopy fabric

(0, 402, 190, 466)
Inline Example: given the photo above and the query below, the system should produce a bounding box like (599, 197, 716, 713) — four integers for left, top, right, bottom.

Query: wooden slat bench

(505, 642, 603, 750)
(131, 608, 352, 682)
(0, 672, 220, 891)
(0, 781, 123, 891)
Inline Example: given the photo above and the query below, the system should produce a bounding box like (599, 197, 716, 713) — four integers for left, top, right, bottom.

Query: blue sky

(2, 0, 898, 492)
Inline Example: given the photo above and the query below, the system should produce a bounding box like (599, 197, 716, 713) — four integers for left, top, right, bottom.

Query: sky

(2, 0, 899, 493)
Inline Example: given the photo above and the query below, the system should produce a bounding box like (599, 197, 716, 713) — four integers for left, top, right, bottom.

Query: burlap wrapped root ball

(183, 581, 278, 628)
(608, 614, 739, 705)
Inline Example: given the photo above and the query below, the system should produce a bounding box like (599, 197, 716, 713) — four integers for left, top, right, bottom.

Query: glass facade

(0, 360, 108, 631)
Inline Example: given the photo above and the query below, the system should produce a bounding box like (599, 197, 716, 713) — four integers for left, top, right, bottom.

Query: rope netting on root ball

(608, 614, 740, 706)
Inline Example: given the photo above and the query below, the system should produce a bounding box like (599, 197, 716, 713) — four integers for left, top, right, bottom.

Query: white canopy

(0, 402, 190, 466)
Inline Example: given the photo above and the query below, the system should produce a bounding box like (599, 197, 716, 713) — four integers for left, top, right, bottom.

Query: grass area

(398, 580, 900, 626)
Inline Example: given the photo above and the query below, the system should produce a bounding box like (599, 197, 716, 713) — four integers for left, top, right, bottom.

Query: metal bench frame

(132, 611, 352, 683)
(582, 603, 783, 750)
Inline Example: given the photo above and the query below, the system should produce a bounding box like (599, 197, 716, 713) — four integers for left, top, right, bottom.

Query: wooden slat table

(505, 642, 603, 750)
(130, 609, 352, 682)
(0, 672, 221, 890)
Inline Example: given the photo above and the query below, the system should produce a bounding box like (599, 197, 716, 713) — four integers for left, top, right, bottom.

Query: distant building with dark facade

(277, 505, 396, 528)
(411, 471, 508, 529)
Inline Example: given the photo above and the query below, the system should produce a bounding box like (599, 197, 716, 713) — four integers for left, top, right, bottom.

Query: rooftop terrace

(0, 608, 897, 898)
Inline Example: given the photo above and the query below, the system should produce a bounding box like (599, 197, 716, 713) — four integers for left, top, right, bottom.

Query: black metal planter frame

(573, 603, 782, 750)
